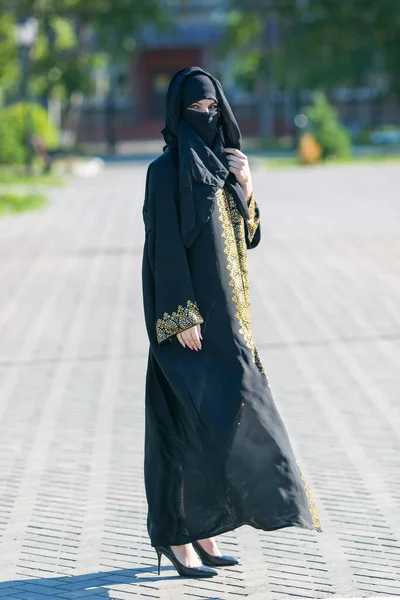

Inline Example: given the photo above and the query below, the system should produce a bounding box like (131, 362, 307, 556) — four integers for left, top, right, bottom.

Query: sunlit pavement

(0, 162, 399, 599)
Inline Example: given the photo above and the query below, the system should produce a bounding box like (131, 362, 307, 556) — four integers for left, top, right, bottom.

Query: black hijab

(161, 67, 250, 248)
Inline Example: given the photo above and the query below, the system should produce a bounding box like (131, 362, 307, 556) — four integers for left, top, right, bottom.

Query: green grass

(0, 192, 47, 216)
(330, 154, 400, 164)
(0, 166, 65, 186)
(259, 154, 400, 170)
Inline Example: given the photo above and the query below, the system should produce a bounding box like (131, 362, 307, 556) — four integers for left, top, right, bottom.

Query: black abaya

(141, 69, 321, 548)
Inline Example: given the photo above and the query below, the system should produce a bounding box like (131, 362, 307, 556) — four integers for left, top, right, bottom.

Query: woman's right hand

(177, 323, 202, 351)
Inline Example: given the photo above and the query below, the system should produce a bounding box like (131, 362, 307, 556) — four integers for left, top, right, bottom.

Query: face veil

(161, 67, 250, 248)
(183, 109, 220, 147)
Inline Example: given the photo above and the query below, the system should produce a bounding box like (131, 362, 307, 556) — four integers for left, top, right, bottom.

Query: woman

(141, 67, 322, 578)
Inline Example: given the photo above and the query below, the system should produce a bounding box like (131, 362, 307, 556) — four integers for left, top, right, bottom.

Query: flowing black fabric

(161, 67, 251, 248)
(141, 68, 322, 548)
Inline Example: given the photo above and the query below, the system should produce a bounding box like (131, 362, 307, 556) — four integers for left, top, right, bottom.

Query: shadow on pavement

(0, 566, 185, 599)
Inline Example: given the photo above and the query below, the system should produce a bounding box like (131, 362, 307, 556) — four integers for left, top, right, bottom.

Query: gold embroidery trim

(216, 187, 266, 375)
(297, 460, 322, 530)
(156, 299, 203, 344)
(218, 186, 320, 528)
(246, 192, 260, 243)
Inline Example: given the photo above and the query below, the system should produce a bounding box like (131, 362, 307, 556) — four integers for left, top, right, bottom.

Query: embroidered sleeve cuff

(155, 299, 204, 344)
(246, 192, 260, 243)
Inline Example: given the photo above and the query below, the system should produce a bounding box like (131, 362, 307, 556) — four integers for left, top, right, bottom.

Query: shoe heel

(154, 545, 218, 578)
(156, 548, 162, 575)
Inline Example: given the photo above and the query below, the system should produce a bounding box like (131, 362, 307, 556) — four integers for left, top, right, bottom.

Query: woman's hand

(223, 148, 253, 200)
(177, 323, 202, 351)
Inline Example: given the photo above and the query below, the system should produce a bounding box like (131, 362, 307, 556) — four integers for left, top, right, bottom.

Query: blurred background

(0, 0, 399, 178)
(1, 2, 400, 596)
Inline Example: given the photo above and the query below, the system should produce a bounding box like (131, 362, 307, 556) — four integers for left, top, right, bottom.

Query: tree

(0, 0, 166, 102)
(223, 0, 400, 97)
(219, 2, 298, 136)
(0, 13, 19, 99)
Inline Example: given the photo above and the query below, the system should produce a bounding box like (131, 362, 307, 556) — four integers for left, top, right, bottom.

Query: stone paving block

(0, 163, 399, 599)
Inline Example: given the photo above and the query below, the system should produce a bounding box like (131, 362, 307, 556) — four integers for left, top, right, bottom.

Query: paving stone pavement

(0, 162, 399, 600)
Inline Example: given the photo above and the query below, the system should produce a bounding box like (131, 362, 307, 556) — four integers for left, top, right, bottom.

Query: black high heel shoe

(192, 540, 239, 567)
(155, 546, 218, 578)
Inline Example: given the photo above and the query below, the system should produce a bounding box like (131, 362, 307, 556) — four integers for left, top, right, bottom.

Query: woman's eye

(188, 104, 217, 111)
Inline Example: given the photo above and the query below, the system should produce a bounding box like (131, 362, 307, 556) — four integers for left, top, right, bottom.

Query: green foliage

(0, 14, 19, 95)
(233, 51, 263, 92)
(7, 102, 59, 149)
(30, 15, 96, 99)
(224, 11, 263, 48)
(0, 109, 24, 164)
(225, 1, 400, 96)
(305, 92, 351, 159)
(0, 0, 165, 101)
(219, 11, 264, 92)
(0, 166, 64, 184)
(0, 192, 47, 216)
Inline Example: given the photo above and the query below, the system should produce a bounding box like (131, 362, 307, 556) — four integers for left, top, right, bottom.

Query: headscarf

(161, 67, 250, 248)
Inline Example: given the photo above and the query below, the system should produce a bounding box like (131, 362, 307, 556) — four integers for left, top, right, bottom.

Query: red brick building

(77, 12, 238, 144)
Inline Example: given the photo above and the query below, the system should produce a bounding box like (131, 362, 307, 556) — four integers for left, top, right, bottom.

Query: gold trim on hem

(297, 461, 322, 531)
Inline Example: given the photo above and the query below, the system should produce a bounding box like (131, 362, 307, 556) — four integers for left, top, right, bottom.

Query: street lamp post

(14, 17, 38, 174)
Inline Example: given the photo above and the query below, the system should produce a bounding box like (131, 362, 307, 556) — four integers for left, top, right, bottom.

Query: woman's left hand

(223, 148, 253, 200)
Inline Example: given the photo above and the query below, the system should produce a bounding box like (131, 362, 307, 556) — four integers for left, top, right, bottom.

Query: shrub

(305, 92, 351, 160)
(7, 101, 59, 151)
(0, 108, 24, 164)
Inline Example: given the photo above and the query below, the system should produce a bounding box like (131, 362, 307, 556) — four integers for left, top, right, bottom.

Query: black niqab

(183, 110, 220, 147)
(161, 67, 250, 248)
